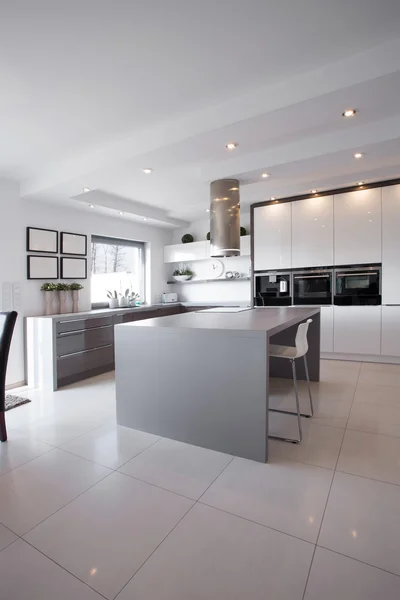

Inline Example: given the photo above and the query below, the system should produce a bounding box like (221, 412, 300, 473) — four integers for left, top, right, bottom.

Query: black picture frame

(27, 255, 59, 280)
(26, 227, 58, 254)
(60, 257, 87, 280)
(60, 231, 87, 256)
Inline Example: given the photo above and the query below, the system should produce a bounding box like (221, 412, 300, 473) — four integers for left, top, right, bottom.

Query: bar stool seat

(269, 318, 314, 444)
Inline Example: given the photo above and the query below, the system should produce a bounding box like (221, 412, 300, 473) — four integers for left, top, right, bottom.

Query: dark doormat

(5, 395, 31, 411)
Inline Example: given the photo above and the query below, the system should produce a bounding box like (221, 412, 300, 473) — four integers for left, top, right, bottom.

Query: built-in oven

(254, 271, 292, 306)
(334, 265, 381, 305)
(293, 269, 333, 305)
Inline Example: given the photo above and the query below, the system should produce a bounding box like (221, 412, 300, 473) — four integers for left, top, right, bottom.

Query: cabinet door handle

(58, 325, 112, 337)
(58, 344, 113, 359)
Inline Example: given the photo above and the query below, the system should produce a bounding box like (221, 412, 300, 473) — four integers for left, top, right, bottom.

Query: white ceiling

(1, 0, 400, 225)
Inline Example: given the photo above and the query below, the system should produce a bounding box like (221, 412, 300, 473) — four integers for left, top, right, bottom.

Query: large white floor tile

(0, 432, 54, 474)
(319, 471, 400, 576)
(60, 423, 160, 469)
(118, 502, 314, 600)
(353, 382, 400, 409)
(337, 429, 400, 485)
(0, 448, 111, 535)
(0, 523, 18, 552)
(119, 438, 232, 500)
(269, 420, 344, 469)
(201, 456, 333, 542)
(347, 402, 400, 438)
(358, 362, 400, 387)
(304, 547, 400, 600)
(0, 539, 103, 600)
(320, 360, 361, 384)
(25, 471, 193, 599)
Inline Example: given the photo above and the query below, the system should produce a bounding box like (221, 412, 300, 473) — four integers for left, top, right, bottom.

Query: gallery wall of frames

(26, 227, 87, 280)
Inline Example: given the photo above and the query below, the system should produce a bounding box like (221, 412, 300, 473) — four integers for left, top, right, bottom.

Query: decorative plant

(240, 226, 247, 236)
(70, 282, 83, 291)
(181, 233, 194, 244)
(106, 290, 118, 299)
(206, 232, 210, 240)
(56, 283, 70, 291)
(173, 267, 194, 277)
(40, 282, 57, 292)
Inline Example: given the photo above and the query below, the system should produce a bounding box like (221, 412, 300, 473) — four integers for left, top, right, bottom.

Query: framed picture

(60, 232, 87, 256)
(26, 227, 58, 253)
(27, 256, 59, 280)
(60, 257, 87, 279)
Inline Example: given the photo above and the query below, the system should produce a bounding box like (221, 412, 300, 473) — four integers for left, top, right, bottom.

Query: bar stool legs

(303, 355, 314, 417)
(269, 358, 303, 444)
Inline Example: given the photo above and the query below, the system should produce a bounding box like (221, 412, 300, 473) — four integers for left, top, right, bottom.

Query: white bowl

(173, 275, 192, 282)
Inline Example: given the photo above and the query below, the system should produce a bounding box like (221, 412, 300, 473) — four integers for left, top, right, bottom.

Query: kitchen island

(115, 307, 320, 462)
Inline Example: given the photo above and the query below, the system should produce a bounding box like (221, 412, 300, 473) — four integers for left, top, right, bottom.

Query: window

(91, 235, 145, 306)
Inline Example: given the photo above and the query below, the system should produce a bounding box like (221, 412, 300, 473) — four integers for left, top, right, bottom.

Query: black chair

(0, 311, 18, 442)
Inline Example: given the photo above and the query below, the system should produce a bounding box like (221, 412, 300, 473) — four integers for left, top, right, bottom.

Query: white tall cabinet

(253, 203, 291, 271)
(334, 188, 382, 265)
(382, 184, 400, 304)
(291, 195, 334, 268)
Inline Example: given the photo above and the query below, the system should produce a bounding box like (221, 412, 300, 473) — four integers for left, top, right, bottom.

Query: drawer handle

(58, 325, 113, 336)
(58, 344, 113, 359)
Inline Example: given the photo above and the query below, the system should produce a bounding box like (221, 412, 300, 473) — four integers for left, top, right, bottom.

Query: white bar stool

(269, 318, 314, 443)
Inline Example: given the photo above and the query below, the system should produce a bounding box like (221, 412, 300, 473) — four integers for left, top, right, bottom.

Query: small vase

(118, 297, 128, 308)
(59, 291, 68, 314)
(109, 298, 119, 309)
(44, 291, 54, 316)
(72, 290, 80, 313)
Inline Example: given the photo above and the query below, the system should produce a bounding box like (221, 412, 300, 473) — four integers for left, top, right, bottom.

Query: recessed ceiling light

(261, 172, 269, 179)
(354, 152, 364, 159)
(89, 204, 95, 209)
(118, 211, 124, 215)
(270, 196, 277, 200)
(142, 217, 148, 221)
(358, 181, 364, 186)
(142, 168, 153, 174)
(342, 109, 356, 118)
(205, 208, 210, 212)
(225, 142, 238, 150)
(311, 189, 318, 194)
(83, 187, 90, 193)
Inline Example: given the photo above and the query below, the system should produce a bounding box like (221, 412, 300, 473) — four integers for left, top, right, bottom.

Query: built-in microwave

(254, 271, 292, 306)
(293, 269, 333, 305)
(334, 265, 381, 305)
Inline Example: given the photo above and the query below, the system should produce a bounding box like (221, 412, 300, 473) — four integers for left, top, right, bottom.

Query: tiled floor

(1, 361, 400, 598)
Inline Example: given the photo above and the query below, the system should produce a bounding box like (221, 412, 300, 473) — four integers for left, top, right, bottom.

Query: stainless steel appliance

(254, 271, 292, 306)
(334, 265, 381, 305)
(293, 269, 333, 305)
(161, 292, 178, 304)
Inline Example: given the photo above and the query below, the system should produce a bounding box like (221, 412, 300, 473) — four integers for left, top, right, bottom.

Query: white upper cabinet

(253, 203, 292, 271)
(382, 184, 400, 304)
(334, 188, 382, 265)
(164, 241, 208, 263)
(291, 196, 333, 268)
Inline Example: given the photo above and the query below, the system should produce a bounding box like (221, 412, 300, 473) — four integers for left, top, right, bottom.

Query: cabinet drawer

(57, 344, 114, 381)
(56, 316, 113, 334)
(57, 325, 114, 356)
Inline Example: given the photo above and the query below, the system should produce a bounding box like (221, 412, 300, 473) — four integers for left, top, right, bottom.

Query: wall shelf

(167, 277, 251, 284)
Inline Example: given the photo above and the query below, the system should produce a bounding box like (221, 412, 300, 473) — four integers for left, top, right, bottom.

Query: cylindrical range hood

(210, 178, 240, 257)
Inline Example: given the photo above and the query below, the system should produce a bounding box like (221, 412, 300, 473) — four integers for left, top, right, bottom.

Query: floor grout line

(316, 544, 400, 579)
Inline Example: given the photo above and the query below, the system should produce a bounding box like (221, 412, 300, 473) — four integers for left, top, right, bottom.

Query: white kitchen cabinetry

(333, 306, 381, 355)
(381, 306, 400, 356)
(253, 203, 291, 271)
(382, 185, 400, 304)
(320, 306, 334, 353)
(164, 241, 208, 263)
(292, 196, 333, 268)
(334, 188, 381, 265)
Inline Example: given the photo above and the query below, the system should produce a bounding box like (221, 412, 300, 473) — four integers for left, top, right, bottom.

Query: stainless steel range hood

(210, 178, 240, 257)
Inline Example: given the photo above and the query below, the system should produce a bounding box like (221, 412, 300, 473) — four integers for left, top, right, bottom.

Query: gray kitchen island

(115, 307, 320, 462)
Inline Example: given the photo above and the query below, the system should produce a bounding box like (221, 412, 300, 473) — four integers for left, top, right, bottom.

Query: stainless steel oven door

(293, 270, 333, 305)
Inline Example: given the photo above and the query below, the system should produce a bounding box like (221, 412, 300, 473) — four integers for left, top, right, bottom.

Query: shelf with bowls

(167, 277, 251, 284)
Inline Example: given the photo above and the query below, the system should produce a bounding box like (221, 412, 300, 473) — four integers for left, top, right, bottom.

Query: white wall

(171, 214, 251, 304)
(0, 178, 173, 385)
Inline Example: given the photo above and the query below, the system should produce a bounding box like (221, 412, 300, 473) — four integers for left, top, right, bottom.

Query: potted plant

(240, 226, 247, 236)
(181, 233, 194, 244)
(106, 290, 119, 309)
(118, 288, 130, 308)
(56, 283, 70, 314)
(129, 292, 140, 307)
(40, 282, 58, 315)
(173, 267, 194, 282)
(70, 282, 83, 313)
